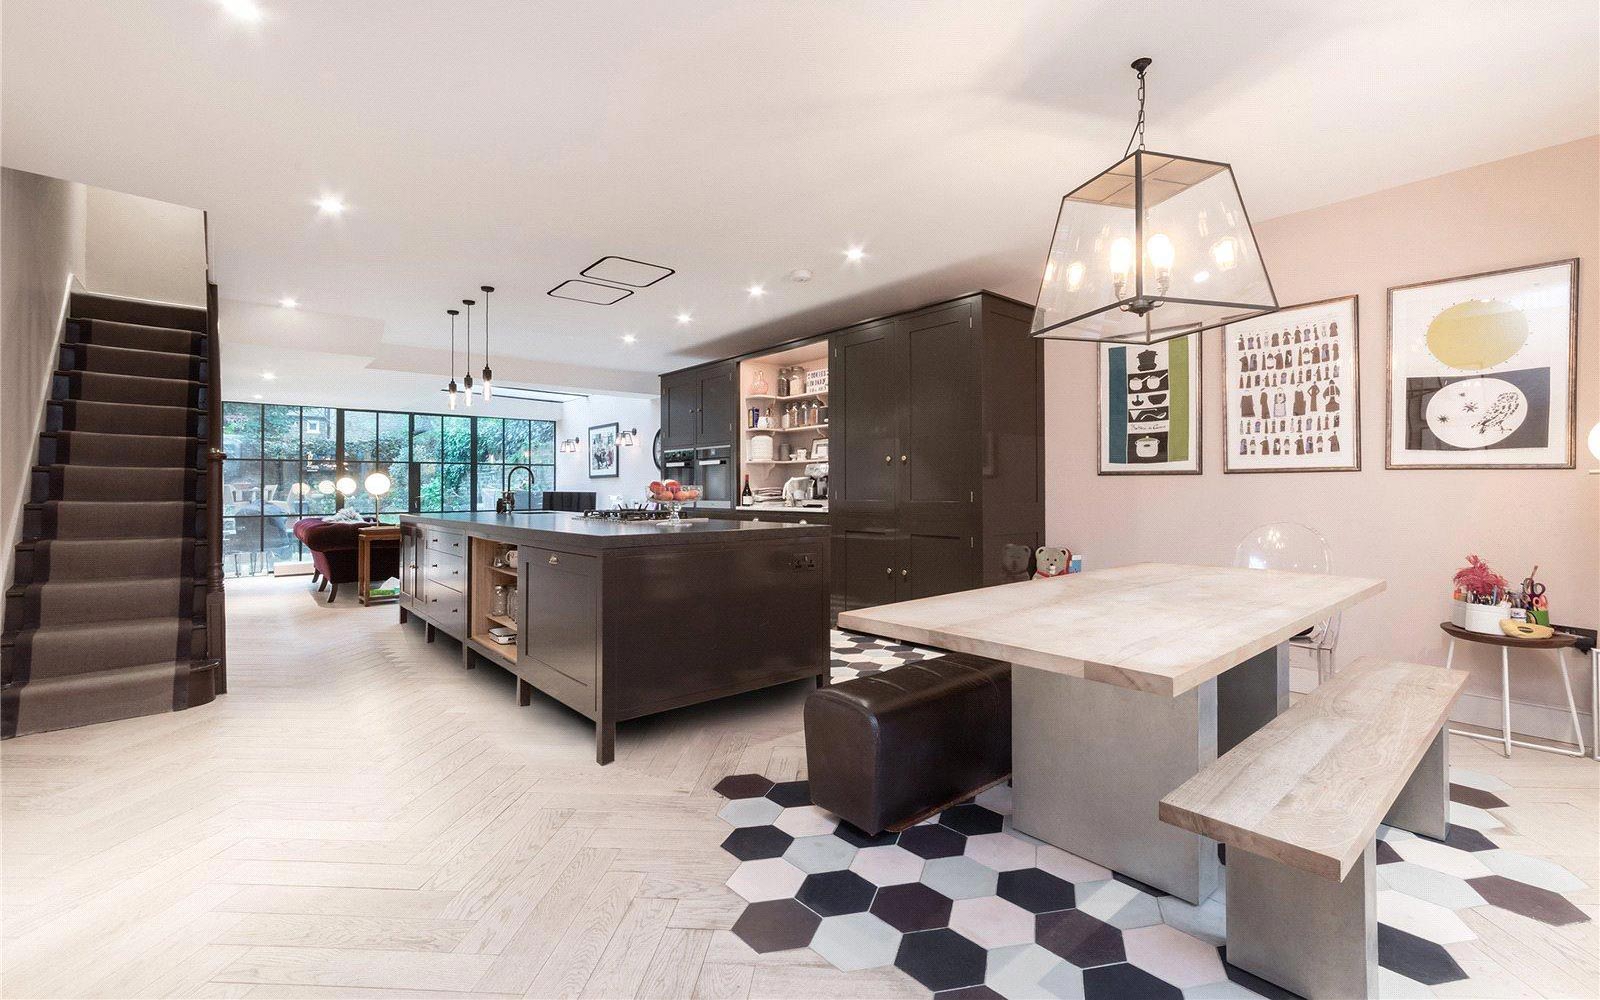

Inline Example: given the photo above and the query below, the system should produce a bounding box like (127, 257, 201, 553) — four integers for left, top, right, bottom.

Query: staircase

(2, 291, 226, 738)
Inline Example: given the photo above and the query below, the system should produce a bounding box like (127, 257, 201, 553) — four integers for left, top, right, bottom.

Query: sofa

(293, 516, 398, 603)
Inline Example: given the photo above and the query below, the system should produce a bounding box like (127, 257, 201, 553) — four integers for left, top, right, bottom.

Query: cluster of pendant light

(445, 285, 496, 409)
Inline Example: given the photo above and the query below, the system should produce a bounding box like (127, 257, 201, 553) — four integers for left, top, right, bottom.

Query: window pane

(510, 465, 556, 510)
(504, 420, 530, 465)
(530, 420, 556, 464)
(262, 405, 301, 459)
(303, 479, 337, 515)
(475, 464, 503, 510)
(223, 403, 262, 459)
(222, 460, 262, 516)
(344, 410, 377, 461)
(383, 462, 410, 517)
(416, 463, 442, 512)
(263, 516, 299, 566)
(443, 417, 472, 463)
(262, 459, 301, 517)
(475, 418, 504, 463)
(442, 463, 471, 511)
(379, 412, 410, 463)
(223, 517, 262, 576)
(302, 408, 336, 462)
(412, 414, 441, 463)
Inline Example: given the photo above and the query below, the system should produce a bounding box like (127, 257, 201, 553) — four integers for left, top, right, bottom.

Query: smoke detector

(788, 268, 814, 283)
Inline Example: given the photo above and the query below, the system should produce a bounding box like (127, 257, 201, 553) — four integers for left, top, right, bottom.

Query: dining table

(836, 562, 1385, 903)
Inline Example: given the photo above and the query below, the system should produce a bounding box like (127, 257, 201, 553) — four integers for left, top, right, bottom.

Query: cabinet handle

(900, 455, 908, 464)
(885, 567, 893, 576)
(884, 455, 892, 464)
(901, 568, 909, 578)
(548, 554, 560, 565)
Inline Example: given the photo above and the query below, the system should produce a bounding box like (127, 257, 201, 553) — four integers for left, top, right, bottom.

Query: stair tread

(2, 658, 197, 691)
(5, 616, 195, 640)
(55, 399, 202, 412)
(58, 368, 203, 387)
(76, 317, 205, 337)
(46, 429, 196, 443)
(69, 341, 202, 362)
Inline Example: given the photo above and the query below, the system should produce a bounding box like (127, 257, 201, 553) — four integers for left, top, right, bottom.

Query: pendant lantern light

(461, 298, 475, 407)
(480, 285, 495, 400)
(445, 308, 460, 410)
(1030, 58, 1277, 345)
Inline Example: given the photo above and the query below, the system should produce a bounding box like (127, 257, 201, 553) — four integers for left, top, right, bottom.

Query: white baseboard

(1451, 689, 1592, 748)
(273, 561, 315, 577)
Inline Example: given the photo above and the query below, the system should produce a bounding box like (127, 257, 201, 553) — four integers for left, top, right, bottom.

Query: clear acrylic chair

(1233, 522, 1341, 681)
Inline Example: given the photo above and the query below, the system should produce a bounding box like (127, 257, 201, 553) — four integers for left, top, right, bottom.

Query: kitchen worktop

(400, 510, 827, 550)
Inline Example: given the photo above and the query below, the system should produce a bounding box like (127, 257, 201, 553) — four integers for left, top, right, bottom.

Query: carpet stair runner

(2, 292, 222, 738)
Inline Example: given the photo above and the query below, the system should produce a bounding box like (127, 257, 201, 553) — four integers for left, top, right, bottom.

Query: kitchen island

(399, 511, 830, 763)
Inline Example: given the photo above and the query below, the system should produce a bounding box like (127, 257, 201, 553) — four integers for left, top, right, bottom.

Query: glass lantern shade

(1031, 149, 1277, 345)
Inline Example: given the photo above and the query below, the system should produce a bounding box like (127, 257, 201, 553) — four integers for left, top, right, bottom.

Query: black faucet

(497, 465, 535, 514)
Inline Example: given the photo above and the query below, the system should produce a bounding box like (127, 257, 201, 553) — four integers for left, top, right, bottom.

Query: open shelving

(738, 339, 830, 504)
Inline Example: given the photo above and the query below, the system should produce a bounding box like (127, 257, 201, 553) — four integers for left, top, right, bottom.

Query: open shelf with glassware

(467, 537, 519, 669)
(737, 339, 829, 508)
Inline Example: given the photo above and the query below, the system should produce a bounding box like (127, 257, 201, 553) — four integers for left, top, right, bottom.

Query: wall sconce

(560, 437, 581, 454)
(619, 427, 639, 446)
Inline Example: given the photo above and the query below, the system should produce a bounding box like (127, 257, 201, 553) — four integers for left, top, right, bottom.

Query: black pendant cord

(1122, 56, 1151, 158)
(480, 285, 495, 382)
(462, 299, 475, 389)
(447, 308, 459, 390)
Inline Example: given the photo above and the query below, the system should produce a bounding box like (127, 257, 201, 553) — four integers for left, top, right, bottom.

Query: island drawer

(423, 550, 466, 593)
(423, 587, 465, 630)
(520, 546, 599, 715)
(424, 527, 466, 554)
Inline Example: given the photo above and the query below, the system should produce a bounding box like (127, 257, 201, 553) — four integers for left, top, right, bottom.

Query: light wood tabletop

(836, 562, 1385, 696)
(1158, 656, 1468, 881)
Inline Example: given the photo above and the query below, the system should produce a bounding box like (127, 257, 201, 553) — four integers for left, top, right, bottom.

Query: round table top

(1440, 620, 1579, 649)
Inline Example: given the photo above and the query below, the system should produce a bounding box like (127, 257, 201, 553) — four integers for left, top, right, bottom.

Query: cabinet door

(835, 528, 901, 612)
(400, 525, 419, 599)
(696, 363, 737, 445)
(900, 301, 979, 532)
(520, 548, 599, 714)
(831, 319, 901, 523)
(899, 528, 977, 601)
(661, 373, 699, 449)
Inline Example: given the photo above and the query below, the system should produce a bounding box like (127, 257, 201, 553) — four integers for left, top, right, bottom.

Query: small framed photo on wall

(588, 422, 620, 478)
(1096, 333, 1201, 475)
(1386, 259, 1578, 469)
(1222, 296, 1360, 473)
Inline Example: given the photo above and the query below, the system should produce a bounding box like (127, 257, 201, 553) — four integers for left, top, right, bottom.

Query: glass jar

(506, 590, 518, 625)
(492, 585, 509, 617)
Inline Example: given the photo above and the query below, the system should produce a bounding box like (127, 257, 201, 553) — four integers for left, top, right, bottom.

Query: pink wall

(1045, 137, 1599, 741)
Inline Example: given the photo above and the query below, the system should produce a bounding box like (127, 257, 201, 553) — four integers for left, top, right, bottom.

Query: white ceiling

(4, 1, 1596, 387)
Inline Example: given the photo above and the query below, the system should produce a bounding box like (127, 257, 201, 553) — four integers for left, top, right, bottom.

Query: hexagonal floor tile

(899, 823, 968, 859)
(996, 868, 1076, 914)
(1153, 895, 1225, 949)
(721, 825, 794, 861)
(797, 869, 877, 917)
(964, 832, 1037, 872)
(1036, 909, 1126, 969)
(1390, 837, 1492, 878)
(1378, 860, 1487, 910)
(851, 844, 925, 887)
(1037, 959, 1085, 999)
(775, 805, 840, 838)
(1449, 801, 1504, 831)
(766, 779, 812, 808)
(1081, 962, 1181, 999)
(715, 773, 775, 799)
(1468, 874, 1590, 926)
(784, 834, 858, 874)
(984, 943, 1068, 999)
(871, 882, 954, 933)
(921, 856, 1000, 900)
(933, 988, 1005, 1000)
(1449, 781, 1509, 810)
(949, 895, 1035, 949)
(731, 898, 820, 953)
(1449, 766, 1510, 794)
(1476, 850, 1587, 893)
(940, 803, 1005, 836)
(835, 823, 899, 848)
(1121, 923, 1227, 989)
(1035, 845, 1113, 885)
(727, 857, 806, 903)
(1377, 890, 1474, 944)
(810, 911, 903, 971)
(896, 927, 990, 992)
(1377, 923, 1468, 985)
(974, 783, 1015, 816)
(720, 797, 783, 828)
(1075, 879, 1162, 929)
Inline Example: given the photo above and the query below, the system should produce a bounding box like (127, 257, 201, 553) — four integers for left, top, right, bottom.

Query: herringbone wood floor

(1, 576, 1595, 998)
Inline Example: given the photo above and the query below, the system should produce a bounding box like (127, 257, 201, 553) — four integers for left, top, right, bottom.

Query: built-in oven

(695, 445, 732, 507)
(662, 448, 697, 489)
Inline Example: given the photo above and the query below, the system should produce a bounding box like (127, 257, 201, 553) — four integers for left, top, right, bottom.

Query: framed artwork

(1387, 259, 1578, 469)
(1222, 296, 1360, 473)
(588, 422, 619, 478)
(1097, 333, 1201, 475)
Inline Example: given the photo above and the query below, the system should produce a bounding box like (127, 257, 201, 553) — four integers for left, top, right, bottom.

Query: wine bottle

(741, 474, 753, 504)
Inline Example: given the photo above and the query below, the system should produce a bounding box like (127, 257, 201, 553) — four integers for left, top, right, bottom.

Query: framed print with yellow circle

(1387, 259, 1577, 469)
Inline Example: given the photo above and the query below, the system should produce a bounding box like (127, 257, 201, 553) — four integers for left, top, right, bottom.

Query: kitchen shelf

(744, 423, 829, 433)
(744, 391, 828, 403)
(488, 564, 518, 578)
(468, 635, 516, 667)
(485, 612, 517, 630)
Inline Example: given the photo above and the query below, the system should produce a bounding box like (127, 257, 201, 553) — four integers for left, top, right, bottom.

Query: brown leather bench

(804, 651, 1010, 834)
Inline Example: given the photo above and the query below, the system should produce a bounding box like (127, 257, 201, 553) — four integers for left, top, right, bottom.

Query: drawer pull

(548, 554, 560, 565)
(885, 567, 893, 576)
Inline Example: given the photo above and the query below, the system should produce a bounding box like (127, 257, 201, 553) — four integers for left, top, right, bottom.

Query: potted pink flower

(1451, 554, 1509, 635)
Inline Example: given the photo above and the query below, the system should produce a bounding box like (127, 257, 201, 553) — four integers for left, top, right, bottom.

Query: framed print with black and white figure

(1223, 296, 1360, 473)
(1387, 259, 1577, 469)
(588, 422, 620, 478)
(1097, 333, 1201, 475)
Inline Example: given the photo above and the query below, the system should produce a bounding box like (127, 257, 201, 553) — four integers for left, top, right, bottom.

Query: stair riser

(9, 540, 207, 587)
(47, 400, 206, 439)
(69, 293, 206, 333)
(23, 503, 207, 543)
(31, 467, 202, 504)
(3, 623, 205, 687)
(5, 582, 205, 631)
(53, 370, 207, 409)
(39, 432, 205, 470)
(65, 318, 207, 357)
(59, 343, 207, 382)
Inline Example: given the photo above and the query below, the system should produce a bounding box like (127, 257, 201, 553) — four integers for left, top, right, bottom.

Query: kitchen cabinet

(397, 522, 467, 642)
(520, 546, 600, 714)
(832, 319, 899, 523)
(833, 526, 976, 615)
(661, 361, 737, 448)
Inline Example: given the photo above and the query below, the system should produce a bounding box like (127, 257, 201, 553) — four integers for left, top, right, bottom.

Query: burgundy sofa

(293, 516, 398, 603)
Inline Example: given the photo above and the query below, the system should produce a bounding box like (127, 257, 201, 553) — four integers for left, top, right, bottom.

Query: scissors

(1522, 575, 1547, 609)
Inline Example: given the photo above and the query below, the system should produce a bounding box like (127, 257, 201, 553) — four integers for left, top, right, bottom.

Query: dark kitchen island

(397, 511, 830, 763)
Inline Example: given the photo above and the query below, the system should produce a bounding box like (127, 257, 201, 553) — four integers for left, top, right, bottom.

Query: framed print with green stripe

(1097, 334, 1201, 475)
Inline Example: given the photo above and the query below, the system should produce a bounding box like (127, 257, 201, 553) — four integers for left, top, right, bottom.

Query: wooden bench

(1159, 656, 1468, 1000)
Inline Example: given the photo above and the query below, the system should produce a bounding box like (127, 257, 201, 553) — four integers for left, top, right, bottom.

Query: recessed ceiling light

(261, 371, 277, 381)
(216, 0, 264, 23)
(278, 297, 298, 309)
(788, 269, 813, 284)
(747, 284, 766, 298)
(844, 245, 866, 263)
(622, 334, 637, 345)
(315, 195, 346, 216)
(675, 312, 692, 325)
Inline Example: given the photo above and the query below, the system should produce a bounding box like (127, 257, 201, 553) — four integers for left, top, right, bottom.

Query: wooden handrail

(205, 279, 228, 694)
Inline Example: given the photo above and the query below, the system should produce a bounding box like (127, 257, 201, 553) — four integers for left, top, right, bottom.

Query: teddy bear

(1034, 546, 1073, 579)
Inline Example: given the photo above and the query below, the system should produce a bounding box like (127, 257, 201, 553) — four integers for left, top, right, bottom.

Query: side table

(358, 524, 402, 607)
(1440, 621, 1585, 758)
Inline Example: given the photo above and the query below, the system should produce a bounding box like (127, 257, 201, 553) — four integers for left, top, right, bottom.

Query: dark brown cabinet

(662, 362, 737, 448)
(520, 547, 600, 714)
(398, 522, 467, 641)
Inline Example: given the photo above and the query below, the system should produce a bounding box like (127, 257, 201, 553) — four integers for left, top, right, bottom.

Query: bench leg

(1383, 726, 1449, 840)
(1217, 642, 1289, 756)
(1228, 841, 1377, 1000)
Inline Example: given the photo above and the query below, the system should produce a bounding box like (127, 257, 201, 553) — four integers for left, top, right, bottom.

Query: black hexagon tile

(894, 928, 988, 992)
(870, 882, 954, 933)
(996, 867, 1075, 914)
(899, 823, 967, 860)
(766, 780, 812, 808)
(721, 825, 794, 861)
(714, 773, 775, 800)
(1378, 923, 1468, 985)
(1036, 908, 1126, 968)
(731, 898, 820, 953)
(938, 803, 1004, 836)
(1082, 962, 1183, 1000)
(797, 870, 877, 917)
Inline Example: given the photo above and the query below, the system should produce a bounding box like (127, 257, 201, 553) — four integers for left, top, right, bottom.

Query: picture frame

(1096, 333, 1202, 475)
(1386, 259, 1578, 469)
(588, 422, 620, 478)
(1222, 295, 1360, 473)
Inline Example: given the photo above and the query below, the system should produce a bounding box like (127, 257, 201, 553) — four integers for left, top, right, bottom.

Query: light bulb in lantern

(1108, 238, 1135, 282)
(1211, 237, 1238, 271)
(335, 476, 357, 496)
(1065, 261, 1086, 292)
(1146, 233, 1175, 271)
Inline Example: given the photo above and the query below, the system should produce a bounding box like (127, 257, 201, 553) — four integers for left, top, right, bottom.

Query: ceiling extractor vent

(547, 279, 634, 305)
(580, 256, 675, 288)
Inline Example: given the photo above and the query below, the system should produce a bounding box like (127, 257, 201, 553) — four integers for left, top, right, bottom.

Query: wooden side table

(1439, 621, 1584, 758)
(357, 524, 402, 607)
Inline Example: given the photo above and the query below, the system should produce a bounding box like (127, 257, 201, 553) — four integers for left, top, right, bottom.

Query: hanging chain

(1122, 60, 1150, 158)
